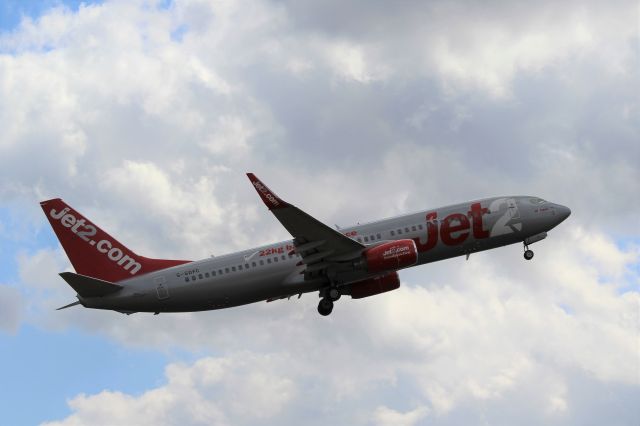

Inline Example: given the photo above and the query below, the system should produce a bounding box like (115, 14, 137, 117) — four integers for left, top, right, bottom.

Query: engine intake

(349, 272, 400, 299)
(364, 239, 418, 273)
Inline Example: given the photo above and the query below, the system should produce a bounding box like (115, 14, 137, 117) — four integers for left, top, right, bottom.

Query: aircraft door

(155, 276, 169, 300)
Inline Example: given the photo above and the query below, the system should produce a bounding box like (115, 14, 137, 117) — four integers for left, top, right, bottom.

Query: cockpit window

(529, 198, 546, 204)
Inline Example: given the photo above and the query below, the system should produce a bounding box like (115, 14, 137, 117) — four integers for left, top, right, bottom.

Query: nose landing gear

(522, 232, 547, 260)
(523, 242, 534, 260)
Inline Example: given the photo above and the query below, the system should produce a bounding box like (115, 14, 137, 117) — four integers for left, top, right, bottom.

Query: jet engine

(349, 271, 400, 299)
(363, 239, 418, 273)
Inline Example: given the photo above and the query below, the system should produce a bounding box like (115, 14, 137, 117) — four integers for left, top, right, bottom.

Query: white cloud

(42, 352, 296, 426)
(199, 115, 255, 155)
(372, 405, 430, 426)
(426, 7, 599, 99)
(18, 248, 70, 291)
(28, 224, 640, 425)
(325, 42, 390, 83)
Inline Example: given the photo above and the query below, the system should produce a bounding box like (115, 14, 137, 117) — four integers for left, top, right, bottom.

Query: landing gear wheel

(317, 298, 334, 316)
(328, 287, 341, 301)
(524, 249, 534, 260)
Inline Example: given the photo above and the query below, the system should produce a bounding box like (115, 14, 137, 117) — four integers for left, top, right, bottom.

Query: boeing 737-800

(43, 174, 571, 316)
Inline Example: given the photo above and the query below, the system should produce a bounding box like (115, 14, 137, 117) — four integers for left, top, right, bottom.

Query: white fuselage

(84, 196, 570, 313)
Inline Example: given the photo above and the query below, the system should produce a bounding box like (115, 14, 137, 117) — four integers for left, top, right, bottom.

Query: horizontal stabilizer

(59, 272, 123, 298)
(56, 300, 82, 310)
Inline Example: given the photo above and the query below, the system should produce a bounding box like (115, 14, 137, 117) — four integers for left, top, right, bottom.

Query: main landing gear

(317, 298, 333, 316)
(317, 286, 341, 316)
(523, 242, 534, 260)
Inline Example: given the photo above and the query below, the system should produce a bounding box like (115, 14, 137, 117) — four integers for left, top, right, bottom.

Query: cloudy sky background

(0, 0, 638, 424)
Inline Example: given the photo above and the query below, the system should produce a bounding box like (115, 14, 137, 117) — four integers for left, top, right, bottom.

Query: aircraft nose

(556, 204, 571, 222)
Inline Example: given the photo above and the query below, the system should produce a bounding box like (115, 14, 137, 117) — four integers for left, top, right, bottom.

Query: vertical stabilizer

(40, 198, 191, 282)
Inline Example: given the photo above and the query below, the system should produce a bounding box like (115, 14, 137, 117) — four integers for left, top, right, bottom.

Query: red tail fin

(40, 198, 191, 283)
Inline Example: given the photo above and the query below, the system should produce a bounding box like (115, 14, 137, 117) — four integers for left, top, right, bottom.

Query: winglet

(246, 173, 289, 210)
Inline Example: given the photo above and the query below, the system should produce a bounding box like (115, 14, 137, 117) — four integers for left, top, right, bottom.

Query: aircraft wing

(247, 173, 364, 274)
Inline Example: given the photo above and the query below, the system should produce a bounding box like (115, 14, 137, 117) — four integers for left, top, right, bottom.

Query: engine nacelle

(363, 239, 418, 273)
(349, 272, 400, 299)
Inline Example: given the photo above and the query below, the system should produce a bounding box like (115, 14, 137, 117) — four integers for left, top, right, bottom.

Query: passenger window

(205, 272, 210, 278)
(267, 258, 271, 264)
(411, 226, 416, 232)
(252, 262, 257, 267)
(231, 266, 236, 272)
(260, 260, 264, 266)
(245, 264, 249, 269)
(191, 276, 196, 281)
(212, 271, 216, 276)
(274, 257, 278, 262)
(218, 269, 223, 275)
(238, 265, 243, 270)
(377, 233, 381, 239)
(405, 227, 409, 233)
(184, 277, 189, 283)
(390, 230, 395, 236)
(398, 229, 402, 234)
(198, 274, 203, 279)
(225, 268, 230, 273)
(418, 224, 423, 230)
(357, 238, 362, 243)
(281, 255, 286, 260)
(364, 236, 369, 242)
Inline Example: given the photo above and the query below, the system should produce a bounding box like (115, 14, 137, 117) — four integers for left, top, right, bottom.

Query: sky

(0, 0, 638, 425)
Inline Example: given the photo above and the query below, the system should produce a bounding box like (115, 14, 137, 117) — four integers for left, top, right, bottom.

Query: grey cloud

(1, 0, 637, 241)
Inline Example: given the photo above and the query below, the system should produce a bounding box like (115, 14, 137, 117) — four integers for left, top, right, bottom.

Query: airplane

(42, 174, 571, 316)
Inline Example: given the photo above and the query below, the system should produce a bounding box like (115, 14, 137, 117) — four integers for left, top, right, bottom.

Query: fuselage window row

(182, 251, 302, 283)
(183, 229, 432, 285)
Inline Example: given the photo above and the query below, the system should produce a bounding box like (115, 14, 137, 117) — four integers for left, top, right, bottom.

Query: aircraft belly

(92, 266, 315, 313)
(417, 231, 525, 264)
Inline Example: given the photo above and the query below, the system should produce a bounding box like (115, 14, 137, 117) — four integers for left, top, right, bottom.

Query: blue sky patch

(0, 325, 168, 426)
(0, 0, 104, 33)
(0, 207, 60, 283)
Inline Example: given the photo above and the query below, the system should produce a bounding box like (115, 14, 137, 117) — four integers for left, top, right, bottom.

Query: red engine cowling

(350, 272, 400, 299)
(364, 239, 418, 273)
